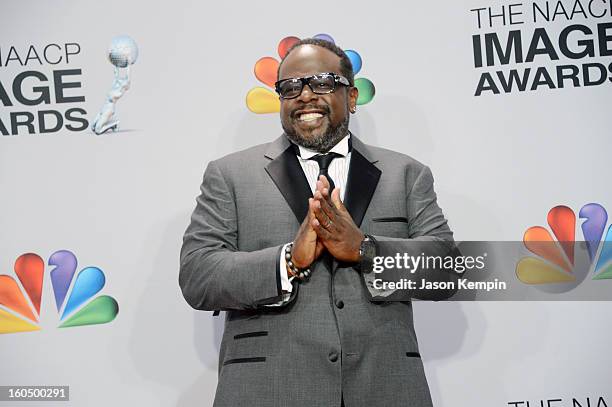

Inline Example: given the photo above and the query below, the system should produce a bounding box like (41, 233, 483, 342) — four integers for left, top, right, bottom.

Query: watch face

(360, 237, 368, 256)
(359, 236, 376, 273)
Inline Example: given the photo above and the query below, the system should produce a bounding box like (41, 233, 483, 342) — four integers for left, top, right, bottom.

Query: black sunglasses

(275, 72, 351, 99)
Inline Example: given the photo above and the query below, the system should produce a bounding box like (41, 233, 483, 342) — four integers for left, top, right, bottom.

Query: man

(179, 38, 455, 407)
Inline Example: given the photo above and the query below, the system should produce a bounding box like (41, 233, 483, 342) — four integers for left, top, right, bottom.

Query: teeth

(298, 112, 323, 121)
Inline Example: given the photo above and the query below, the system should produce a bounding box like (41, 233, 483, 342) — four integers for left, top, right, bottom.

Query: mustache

(291, 105, 330, 118)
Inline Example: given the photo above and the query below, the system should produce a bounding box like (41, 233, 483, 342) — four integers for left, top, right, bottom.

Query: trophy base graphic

(91, 110, 119, 135)
(91, 122, 119, 135)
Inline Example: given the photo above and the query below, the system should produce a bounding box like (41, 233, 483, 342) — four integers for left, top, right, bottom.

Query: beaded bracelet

(285, 243, 312, 280)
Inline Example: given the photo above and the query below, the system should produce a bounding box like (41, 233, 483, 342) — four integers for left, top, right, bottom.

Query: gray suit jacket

(179, 135, 454, 407)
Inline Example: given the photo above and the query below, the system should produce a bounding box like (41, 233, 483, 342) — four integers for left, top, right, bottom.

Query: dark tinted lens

(278, 79, 303, 98)
(308, 74, 335, 94)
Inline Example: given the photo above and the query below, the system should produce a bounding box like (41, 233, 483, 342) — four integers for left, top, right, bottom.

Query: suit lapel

(344, 140, 381, 227)
(330, 137, 381, 272)
(265, 136, 312, 223)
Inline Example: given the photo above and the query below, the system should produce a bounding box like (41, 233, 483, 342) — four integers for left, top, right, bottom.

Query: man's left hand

(311, 175, 364, 263)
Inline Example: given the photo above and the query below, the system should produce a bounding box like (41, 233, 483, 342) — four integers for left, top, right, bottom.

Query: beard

(283, 114, 350, 154)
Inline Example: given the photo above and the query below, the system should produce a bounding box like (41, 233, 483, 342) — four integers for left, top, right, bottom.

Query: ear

(348, 86, 359, 113)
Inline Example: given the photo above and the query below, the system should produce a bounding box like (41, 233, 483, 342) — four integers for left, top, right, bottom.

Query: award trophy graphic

(91, 35, 139, 135)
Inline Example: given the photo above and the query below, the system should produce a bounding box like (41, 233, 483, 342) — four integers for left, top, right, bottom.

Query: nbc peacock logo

(246, 33, 375, 114)
(0, 250, 118, 334)
(516, 203, 612, 289)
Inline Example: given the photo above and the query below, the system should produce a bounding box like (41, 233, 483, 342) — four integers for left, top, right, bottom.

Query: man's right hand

(291, 198, 324, 271)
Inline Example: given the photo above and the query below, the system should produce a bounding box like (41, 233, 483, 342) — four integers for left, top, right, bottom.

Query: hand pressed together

(291, 175, 364, 271)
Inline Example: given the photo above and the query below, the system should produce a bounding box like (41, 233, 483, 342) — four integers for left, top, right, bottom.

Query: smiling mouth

(297, 112, 324, 122)
(293, 106, 329, 124)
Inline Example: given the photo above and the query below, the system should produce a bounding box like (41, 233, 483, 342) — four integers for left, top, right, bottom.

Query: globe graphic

(108, 35, 139, 68)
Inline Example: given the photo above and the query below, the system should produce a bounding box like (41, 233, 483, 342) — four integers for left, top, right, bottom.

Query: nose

(296, 83, 318, 103)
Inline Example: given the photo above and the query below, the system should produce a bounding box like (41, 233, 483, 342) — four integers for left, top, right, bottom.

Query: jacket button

(328, 351, 339, 362)
(335, 300, 344, 309)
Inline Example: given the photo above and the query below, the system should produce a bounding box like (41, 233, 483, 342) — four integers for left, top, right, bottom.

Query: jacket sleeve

(179, 160, 286, 311)
(364, 165, 459, 301)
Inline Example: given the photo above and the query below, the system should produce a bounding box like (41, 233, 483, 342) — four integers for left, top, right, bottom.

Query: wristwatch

(358, 234, 377, 273)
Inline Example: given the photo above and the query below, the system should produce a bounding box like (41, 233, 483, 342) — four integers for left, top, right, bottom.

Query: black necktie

(309, 153, 341, 192)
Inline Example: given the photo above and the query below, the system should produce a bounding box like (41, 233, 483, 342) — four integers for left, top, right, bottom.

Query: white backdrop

(1, 0, 611, 405)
